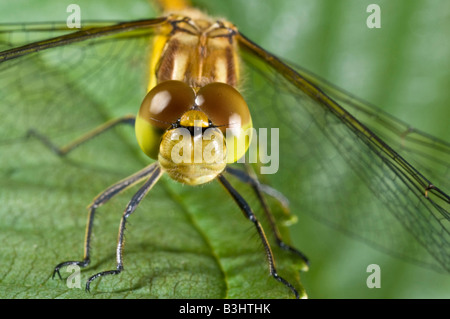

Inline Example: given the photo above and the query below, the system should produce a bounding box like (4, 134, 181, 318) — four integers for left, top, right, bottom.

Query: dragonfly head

(135, 80, 253, 185)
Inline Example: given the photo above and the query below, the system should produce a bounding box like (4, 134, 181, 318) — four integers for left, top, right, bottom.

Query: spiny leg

(217, 174, 300, 299)
(32, 113, 141, 278)
(52, 163, 159, 280)
(27, 115, 135, 156)
(225, 166, 290, 211)
(225, 166, 309, 267)
(85, 165, 163, 292)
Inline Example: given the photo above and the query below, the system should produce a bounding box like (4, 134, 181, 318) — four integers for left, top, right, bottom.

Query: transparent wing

(0, 23, 164, 244)
(295, 64, 450, 190)
(0, 20, 163, 152)
(237, 33, 450, 273)
(0, 21, 128, 49)
(1, 17, 448, 284)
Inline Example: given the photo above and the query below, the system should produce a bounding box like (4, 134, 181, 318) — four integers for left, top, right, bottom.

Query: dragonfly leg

(85, 165, 162, 292)
(218, 174, 300, 299)
(27, 114, 135, 156)
(52, 163, 159, 281)
(225, 166, 309, 267)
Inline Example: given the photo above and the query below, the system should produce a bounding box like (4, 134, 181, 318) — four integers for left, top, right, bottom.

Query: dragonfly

(0, 0, 449, 298)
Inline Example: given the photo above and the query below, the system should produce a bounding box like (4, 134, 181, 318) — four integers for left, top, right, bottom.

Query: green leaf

(0, 0, 307, 299)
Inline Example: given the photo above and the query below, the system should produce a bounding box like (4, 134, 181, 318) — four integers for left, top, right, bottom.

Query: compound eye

(139, 80, 195, 129)
(136, 80, 195, 159)
(196, 82, 251, 132)
(196, 82, 253, 163)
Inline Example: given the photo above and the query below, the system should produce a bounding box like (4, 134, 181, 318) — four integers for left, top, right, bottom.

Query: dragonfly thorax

(148, 13, 240, 90)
